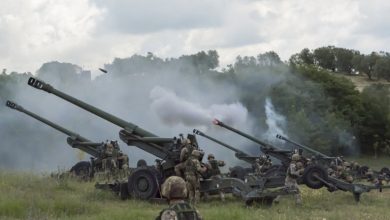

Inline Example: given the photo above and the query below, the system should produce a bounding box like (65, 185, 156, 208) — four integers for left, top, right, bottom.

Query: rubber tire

(302, 164, 328, 189)
(128, 167, 159, 200)
(230, 166, 246, 180)
(136, 159, 147, 168)
(70, 161, 91, 177)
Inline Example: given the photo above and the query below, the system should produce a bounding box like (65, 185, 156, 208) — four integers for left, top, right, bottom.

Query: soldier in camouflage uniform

(254, 155, 272, 176)
(340, 162, 354, 183)
(184, 150, 207, 206)
(175, 139, 195, 177)
(102, 142, 117, 171)
(205, 154, 226, 201)
(111, 140, 129, 169)
(156, 176, 202, 220)
(274, 153, 303, 205)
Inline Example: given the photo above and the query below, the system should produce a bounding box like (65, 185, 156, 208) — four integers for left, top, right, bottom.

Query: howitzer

(27, 77, 180, 167)
(6, 100, 102, 158)
(6, 100, 132, 195)
(276, 134, 335, 159)
(212, 119, 292, 166)
(27, 77, 214, 200)
(193, 129, 257, 164)
(193, 129, 286, 180)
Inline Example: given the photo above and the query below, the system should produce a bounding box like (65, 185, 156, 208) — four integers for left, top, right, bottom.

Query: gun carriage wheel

(302, 164, 328, 189)
(128, 167, 160, 200)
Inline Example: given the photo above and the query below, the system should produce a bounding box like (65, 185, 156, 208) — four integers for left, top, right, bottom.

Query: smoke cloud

(150, 86, 248, 129)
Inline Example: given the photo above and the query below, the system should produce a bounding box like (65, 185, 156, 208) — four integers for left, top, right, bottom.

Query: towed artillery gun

(193, 129, 278, 179)
(212, 119, 390, 201)
(212, 119, 293, 177)
(277, 134, 390, 180)
(27, 77, 303, 205)
(5, 100, 130, 197)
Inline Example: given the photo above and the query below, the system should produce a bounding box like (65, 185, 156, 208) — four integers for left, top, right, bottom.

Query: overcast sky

(1, 0, 389, 75)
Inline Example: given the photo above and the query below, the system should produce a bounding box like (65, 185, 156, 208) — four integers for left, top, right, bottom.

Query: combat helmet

(161, 176, 187, 199)
(191, 150, 201, 158)
(291, 153, 300, 161)
(207, 154, 215, 160)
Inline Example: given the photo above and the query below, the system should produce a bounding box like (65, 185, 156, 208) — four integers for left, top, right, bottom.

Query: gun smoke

(150, 86, 248, 129)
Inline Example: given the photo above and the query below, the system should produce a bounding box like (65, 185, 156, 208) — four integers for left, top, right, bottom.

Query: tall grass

(0, 156, 389, 220)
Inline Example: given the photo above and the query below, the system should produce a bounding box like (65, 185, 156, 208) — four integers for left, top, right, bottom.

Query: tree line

(1, 46, 390, 157)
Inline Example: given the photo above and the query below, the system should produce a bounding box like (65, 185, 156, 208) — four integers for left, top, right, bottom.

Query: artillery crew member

(156, 176, 202, 220)
(175, 139, 195, 177)
(102, 142, 117, 171)
(205, 154, 226, 201)
(184, 150, 207, 205)
(274, 153, 304, 205)
(254, 155, 272, 175)
(111, 140, 129, 169)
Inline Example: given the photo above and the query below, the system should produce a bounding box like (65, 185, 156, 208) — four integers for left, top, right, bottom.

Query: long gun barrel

(27, 77, 156, 137)
(193, 129, 257, 164)
(213, 119, 270, 148)
(276, 134, 333, 159)
(6, 100, 101, 157)
(212, 119, 292, 165)
(27, 77, 173, 160)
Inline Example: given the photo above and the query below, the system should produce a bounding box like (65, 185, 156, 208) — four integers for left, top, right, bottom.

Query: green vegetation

(2, 46, 390, 157)
(0, 165, 389, 220)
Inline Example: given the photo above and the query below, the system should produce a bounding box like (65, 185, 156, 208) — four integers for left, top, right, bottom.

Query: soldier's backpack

(156, 202, 200, 220)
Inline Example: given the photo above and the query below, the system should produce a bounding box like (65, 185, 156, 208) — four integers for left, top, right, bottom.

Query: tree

(257, 51, 282, 67)
(333, 48, 356, 73)
(373, 56, 390, 81)
(313, 46, 336, 71)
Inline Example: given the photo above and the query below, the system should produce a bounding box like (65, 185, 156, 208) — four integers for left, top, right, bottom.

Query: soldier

(205, 154, 226, 201)
(111, 140, 129, 169)
(102, 142, 117, 171)
(341, 162, 354, 183)
(156, 176, 202, 220)
(274, 153, 303, 205)
(254, 155, 272, 175)
(175, 139, 195, 177)
(184, 150, 207, 206)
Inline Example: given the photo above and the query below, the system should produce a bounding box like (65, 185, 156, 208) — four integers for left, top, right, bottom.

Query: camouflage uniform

(174, 139, 194, 177)
(157, 176, 202, 220)
(254, 155, 271, 175)
(274, 154, 303, 205)
(205, 154, 226, 201)
(341, 162, 354, 183)
(184, 150, 206, 206)
(102, 143, 116, 171)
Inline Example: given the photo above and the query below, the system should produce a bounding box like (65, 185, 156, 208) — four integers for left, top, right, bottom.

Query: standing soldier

(156, 176, 202, 220)
(102, 142, 116, 171)
(205, 154, 226, 201)
(274, 153, 303, 205)
(185, 150, 207, 205)
(175, 139, 194, 177)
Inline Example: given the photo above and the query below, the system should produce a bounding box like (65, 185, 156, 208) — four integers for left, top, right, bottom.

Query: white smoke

(262, 97, 288, 144)
(150, 86, 248, 129)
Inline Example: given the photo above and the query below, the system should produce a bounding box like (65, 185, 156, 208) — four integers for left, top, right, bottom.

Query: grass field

(1, 157, 390, 220)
